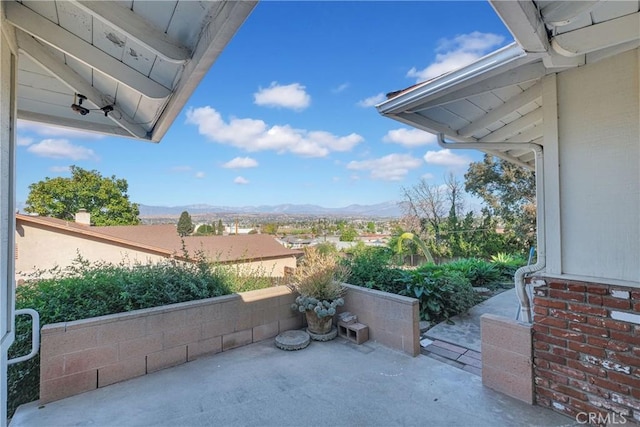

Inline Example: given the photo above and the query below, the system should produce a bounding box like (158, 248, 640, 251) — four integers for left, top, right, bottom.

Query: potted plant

(287, 247, 350, 338)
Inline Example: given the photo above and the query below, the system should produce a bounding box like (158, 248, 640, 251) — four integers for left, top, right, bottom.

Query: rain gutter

(437, 133, 545, 323)
(377, 43, 527, 115)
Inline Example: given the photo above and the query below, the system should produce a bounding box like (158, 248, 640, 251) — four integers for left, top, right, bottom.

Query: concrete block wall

(481, 313, 534, 404)
(532, 277, 640, 423)
(340, 284, 420, 356)
(39, 287, 302, 403)
(39, 284, 420, 403)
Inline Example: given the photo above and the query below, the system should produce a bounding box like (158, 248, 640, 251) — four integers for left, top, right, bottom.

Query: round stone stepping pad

(275, 330, 310, 351)
(307, 326, 338, 342)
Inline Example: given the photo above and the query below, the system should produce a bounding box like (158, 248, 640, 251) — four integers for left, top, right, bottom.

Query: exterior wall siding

(40, 285, 419, 403)
(532, 276, 640, 423)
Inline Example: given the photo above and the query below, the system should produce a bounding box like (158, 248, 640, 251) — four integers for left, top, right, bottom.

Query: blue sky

(16, 1, 513, 209)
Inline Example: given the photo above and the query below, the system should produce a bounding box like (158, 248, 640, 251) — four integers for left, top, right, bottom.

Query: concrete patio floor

(11, 335, 578, 427)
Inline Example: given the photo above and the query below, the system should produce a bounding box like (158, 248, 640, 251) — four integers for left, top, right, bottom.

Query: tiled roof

(16, 214, 302, 263)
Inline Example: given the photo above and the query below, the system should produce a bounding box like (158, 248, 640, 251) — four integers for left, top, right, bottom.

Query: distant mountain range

(138, 201, 402, 217)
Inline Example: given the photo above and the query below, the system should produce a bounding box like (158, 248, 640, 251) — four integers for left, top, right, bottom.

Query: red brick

(535, 359, 550, 369)
(549, 327, 585, 343)
(586, 336, 630, 352)
(549, 309, 587, 323)
(610, 331, 640, 346)
(567, 342, 607, 358)
(533, 306, 548, 316)
(533, 323, 549, 334)
(536, 395, 552, 407)
(567, 359, 607, 377)
(568, 378, 611, 398)
(548, 282, 567, 290)
(602, 318, 632, 332)
(603, 297, 631, 310)
(536, 351, 566, 365)
(537, 316, 568, 329)
(537, 368, 569, 385)
(569, 399, 610, 421)
(534, 341, 550, 351)
(534, 298, 567, 309)
(633, 347, 640, 357)
(586, 316, 606, 327)
(586, 285, 609, 295)
(535, 332, 567, 347)
(567, 283, 586, 292)
(550, 289, 585, 302)
(606, 352, 640, 369)
(567, 303, 608, 317)
(632, 388, 640, 400)
(608, 371, 640, 388)
(589, 376, 631, 395)
(633, 301, 640, 312)
(536, 387, 569, 403)
(631, 290, 640, 300)
(587, 295, 603, 305)
(568, 322, 608, 338)
(549, 383, 588, 401)
(552, 346, 579, 360)
(535, 376, 550, 388)
(533, 288, 548, 297)
(550, 362, 587, 380)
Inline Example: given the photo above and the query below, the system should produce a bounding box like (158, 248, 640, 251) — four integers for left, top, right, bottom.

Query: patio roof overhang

(376, 0, 640, 169)
(3, 0, 257, 142)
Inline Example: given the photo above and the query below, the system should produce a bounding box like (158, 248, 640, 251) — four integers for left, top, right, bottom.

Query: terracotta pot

(305, 310, 333, 334)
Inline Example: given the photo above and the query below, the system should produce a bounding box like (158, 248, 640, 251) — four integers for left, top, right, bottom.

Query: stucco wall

(556, 48, 639, 284)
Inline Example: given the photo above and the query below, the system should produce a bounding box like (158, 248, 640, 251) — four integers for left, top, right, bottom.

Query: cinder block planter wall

(531, 277, 640, 423)
(39, 285, 420, 403)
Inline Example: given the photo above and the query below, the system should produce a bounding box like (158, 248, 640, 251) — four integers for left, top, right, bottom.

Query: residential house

(15, 213, 301, 279)
(378, 0, 639, 421)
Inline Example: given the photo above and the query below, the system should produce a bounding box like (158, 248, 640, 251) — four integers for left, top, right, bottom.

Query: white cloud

(383, 128, 437, 147)
(185, 106, 363, 158)
(254, 82, 311, 111)
(17, 136, 34, 146)
(407, 32, 505, 82)
(234, 176, 249, 185)
(357, 93, 386, 108)
(49, 166, 71, 173)
(424, 149, 472, 169)
(195, 171, 205, 179)
(332, 83, 350, 94)
(27, 139, 98, 161)
(347, 153, 423, 181)
(222, 157, 258, 169)
(422, 172, 435, 180)
(17, 120, 105, 139)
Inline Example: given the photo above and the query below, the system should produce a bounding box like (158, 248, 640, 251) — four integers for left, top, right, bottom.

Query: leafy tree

(195, 224, 214, 235)
(261, 222, 279, 235)
(339, 226, 358, 242)
(217, 219, 224, 235)
(210, 222, 217, 235)
(366, 221, 376, 233)
(24, 165, 139, 225)
(177, 211, 194, 237)
(465, 155, 536, 249)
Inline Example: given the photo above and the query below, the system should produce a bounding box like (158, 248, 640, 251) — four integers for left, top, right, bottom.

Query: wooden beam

(5, 1, 170, 99)
(17, 31, 149, 139)
(70, 0, 191, 63)
(552, 12, 640, 57)
(458, 82, 542, 137)
(479, 107, 543, 143)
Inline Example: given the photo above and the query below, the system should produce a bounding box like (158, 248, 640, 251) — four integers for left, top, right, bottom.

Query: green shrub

(7, 254, 271, 419)
(446, 258, 502, 288)
(342, 245, 404, 294)
(490, 252, 527, 282)
(397, 263, 480, 322)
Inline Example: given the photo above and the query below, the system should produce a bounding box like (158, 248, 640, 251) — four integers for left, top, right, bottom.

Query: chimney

(75, 209, 91, 226)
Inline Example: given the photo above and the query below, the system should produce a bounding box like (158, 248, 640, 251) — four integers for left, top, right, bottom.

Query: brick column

(532, 277, 640, 424)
